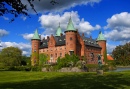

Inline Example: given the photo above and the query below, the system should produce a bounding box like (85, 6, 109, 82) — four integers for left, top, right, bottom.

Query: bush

(1, 66, 31, 71)
(31, 66, 42, 71)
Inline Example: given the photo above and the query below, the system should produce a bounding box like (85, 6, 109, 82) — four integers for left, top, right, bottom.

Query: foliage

(0, 47, 22, 66)
(104, 49, 107, 63)
(31, 66, 42, 71)
(21, 56, 31, 66)
(112, 42, 130, 66)
(0, 0, 58, 22)
(31, 52, 39, 66)
(0, 72, 130, 89)
(39, 53, 49, 66)
(56, 54, 79, 69)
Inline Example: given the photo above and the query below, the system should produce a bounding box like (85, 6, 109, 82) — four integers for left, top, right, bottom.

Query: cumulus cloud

(0, 42, 31, 56)
(22, 33, 34, 40)
(39, 11, 101, 35)
(22, 0, 101, 13)
(0, 29, 9, 37)
(104, 12, 130, 43)
(22, 33, 49, 40)
(107, 43, 116, 54)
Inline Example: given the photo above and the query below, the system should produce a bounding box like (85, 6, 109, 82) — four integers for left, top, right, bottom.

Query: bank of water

(109, 66, 130, 72)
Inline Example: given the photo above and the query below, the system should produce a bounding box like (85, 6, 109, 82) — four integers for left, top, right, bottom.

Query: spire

(55, 22, 62, 36)
(97, 31, 106, 41)
(32, 29, 40, 40)
(66, 17, 76, 31)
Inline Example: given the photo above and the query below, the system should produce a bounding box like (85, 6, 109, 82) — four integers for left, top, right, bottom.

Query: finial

(59, 22, 60, 27)
(69, 13, 72, 20)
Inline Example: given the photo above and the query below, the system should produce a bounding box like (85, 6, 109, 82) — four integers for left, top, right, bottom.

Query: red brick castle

(31, 17, 107, 66)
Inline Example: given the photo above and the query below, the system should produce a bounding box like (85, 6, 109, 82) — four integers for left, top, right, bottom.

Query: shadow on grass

(0, 72, 130, 89)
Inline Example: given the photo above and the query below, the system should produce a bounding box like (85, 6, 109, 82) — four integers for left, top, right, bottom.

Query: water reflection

(109, 67, 130, 72)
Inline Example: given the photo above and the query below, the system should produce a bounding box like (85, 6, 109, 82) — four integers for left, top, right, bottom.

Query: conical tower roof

(97, 31, 106, 41)
(55, 23, 62, 36)
(66, 17, 76, 31)
(32, 29, 40, 40)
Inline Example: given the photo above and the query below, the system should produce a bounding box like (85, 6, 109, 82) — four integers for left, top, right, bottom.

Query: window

(51, 54, 53, 57)
(34, 50, 36, 52)
(60, 53, 62, 57)
(69, 51, 74, 55)
(70, 37, 72, 40)
(55, 53, 57, 57)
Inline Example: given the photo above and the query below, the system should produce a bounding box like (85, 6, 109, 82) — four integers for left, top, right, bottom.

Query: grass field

(0, 71, 130, 89)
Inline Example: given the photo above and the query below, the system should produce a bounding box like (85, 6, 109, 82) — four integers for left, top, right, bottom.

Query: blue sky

(0, 0, 130, 56)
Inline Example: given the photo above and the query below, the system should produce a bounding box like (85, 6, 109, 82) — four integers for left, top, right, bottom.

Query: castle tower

(55, 23, 62, 36)
(96, 31, 107, 64)
(31, 29, 40, 66)
(65, 17, 77, 55)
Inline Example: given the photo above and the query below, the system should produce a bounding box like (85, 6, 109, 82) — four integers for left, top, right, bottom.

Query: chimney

(90, 36, 92, 39)
(60, 33, 63, 36)
(82, 33, 84, 37)
(47, 36, 49, 40)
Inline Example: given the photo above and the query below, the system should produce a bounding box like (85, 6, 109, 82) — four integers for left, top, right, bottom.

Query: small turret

(31, 29, 40, 66)
(55, 23, 62, 36)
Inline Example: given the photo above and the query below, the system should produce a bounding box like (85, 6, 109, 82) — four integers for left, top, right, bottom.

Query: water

(109, 67, 130, 72)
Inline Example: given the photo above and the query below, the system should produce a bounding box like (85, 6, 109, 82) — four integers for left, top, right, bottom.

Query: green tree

(39, 53, 49, 66)
(112, 42, 130, 66)
(0, 47, 22, 66)
(56, 54, 79, 69)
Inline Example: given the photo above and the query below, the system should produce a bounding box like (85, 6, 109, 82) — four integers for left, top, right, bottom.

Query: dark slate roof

(54, 35, 66, 46)
(39, 35, 101, 49)
(39, 35, 66, 49)
(39, 39, 48, 48)
(82, 36, 101, 48)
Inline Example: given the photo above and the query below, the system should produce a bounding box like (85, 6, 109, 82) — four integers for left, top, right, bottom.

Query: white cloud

(21, 16, 27, 21)
(104, 12, 130, 44)
(39, 11, 101, 35)
(107, 43, 116, 54)
(22, 33, 34, 40)
(22, 0, 101, 13)
(0, 42, 31, 56)
(22, 33, 49, 40)
(0, 29, 9, 37)
(2, 16, 9, 20)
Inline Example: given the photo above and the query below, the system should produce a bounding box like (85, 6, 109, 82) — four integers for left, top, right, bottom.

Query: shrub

(31, 66, 42, 71)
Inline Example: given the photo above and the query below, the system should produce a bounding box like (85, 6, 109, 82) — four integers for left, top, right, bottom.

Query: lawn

(0, 71, 130, 89)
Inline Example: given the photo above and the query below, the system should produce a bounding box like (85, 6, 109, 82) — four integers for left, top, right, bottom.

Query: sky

(0, 0, 130, 56)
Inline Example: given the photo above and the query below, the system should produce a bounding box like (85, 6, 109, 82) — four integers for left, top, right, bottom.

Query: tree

(39, 53, 49, 66)
(0, 47, 22, 66)
(112, 42, 130, 66)
(0, 0, 58, 22)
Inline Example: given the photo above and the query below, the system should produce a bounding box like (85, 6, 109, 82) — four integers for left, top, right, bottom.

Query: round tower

(31, 29, 40, 66)
(65, 17, 77, 55)
(96, 31, 107, 64)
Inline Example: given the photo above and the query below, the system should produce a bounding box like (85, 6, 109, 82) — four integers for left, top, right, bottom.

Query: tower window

(70, 37, 72, 40)
(34, 50, 36, 52)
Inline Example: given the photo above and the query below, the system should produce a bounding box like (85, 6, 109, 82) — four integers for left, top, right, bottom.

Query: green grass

(0, 71, 130, 89)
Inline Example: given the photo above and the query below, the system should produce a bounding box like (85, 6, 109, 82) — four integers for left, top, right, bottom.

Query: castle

(31, 17, 107, 66)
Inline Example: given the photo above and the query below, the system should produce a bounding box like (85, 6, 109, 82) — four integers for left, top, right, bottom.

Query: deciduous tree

(0, 47, 22, 66)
